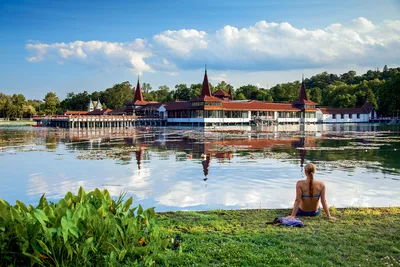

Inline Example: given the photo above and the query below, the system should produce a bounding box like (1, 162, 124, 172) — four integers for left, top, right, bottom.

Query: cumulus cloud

(153, 29, 208, 57)
(209, 73, 228, 83)
(26, 39, 153, 75)
(26, 18, 400, 73)
(155, 17, 400, 70)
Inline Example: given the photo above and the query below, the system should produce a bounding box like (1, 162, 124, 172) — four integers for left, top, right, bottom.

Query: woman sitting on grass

(289, 163, 336, 220)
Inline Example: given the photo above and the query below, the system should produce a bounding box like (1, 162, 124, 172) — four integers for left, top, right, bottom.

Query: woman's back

(290, 163, 336, 220)
(297, 179, 325, 212)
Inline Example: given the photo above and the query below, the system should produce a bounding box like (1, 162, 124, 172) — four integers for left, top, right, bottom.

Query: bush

(0, 187, 170, 266)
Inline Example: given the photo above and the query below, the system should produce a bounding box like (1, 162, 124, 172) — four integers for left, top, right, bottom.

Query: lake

(1, 124, 400, 211)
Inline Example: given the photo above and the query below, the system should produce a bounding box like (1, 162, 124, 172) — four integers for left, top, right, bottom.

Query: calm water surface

(1, 124, 400, 211)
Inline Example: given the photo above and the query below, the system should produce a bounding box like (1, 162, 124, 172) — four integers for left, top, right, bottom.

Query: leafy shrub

(0, 187, 170, 266)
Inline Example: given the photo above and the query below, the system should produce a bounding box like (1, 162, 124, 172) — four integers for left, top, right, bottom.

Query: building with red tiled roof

(316, 101, 376, 123)
(213, 89, 231, 101)
(66, 69, 375, 126)
(162, 69, 321, 126)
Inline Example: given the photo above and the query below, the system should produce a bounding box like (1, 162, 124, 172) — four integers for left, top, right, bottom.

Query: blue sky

(0, 0, 399, 99)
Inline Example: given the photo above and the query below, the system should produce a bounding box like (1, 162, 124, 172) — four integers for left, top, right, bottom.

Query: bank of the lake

(0, 120, 35, 127)
(157, 207, 400, 266)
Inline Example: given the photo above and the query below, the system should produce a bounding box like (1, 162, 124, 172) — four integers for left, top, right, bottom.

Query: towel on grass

(266, 217, 305, 227)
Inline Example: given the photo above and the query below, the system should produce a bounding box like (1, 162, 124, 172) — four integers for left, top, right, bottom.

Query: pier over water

(33, 115, 165, 128)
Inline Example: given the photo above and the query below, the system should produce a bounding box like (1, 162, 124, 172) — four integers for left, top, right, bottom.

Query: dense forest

(1, 65, 399, 118)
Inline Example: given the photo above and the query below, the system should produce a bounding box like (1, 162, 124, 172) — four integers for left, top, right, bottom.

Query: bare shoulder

(315, 180, 326, 191)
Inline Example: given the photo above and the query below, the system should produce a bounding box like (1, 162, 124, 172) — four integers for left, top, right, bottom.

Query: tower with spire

(200, 67, 212, 98)
(88, 98, 94, 112)
(133, 76, 145, 104)
(293, 75, 317, 109)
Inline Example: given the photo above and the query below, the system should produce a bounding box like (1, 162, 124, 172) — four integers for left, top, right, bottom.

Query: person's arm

(289, 181, 302, 217)
(320, 183, 336, 220)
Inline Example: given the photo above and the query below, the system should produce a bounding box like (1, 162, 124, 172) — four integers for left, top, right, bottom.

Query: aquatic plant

(0, 187, 170, 266)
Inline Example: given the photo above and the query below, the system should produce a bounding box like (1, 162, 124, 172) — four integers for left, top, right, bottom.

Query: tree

(308, 87, 322, 103)
(60, 91, 91, 111)
(43, 92, 60, 115)
(355, 81, 378, 108)
(148, 85, 170, 102)
(12, 94, 25, 118)
(23, 104, 36, 117)
(236, 85, 259, 100)
(269, 82, 300, 102)
(174, 84, 191, 101)
(236, 93, 246, 100)
(189, 83, 202, 99)
(142, 83, 152, 94)
(103, 81, 133, 109)
(377, 72, 400, 116)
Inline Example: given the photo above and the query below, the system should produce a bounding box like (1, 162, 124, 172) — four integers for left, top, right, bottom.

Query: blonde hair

(305, 163, 316, 197)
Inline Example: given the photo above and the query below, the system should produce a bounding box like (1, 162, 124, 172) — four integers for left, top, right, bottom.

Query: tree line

(1, 65, 399, 119)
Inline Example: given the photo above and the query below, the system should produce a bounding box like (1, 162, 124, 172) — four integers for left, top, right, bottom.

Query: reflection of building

(202, 154, 211, 178)
(135, 148, 144, 170)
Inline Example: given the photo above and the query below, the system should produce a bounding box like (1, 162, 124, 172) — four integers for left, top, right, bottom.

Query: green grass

(157, 207, 400, 267)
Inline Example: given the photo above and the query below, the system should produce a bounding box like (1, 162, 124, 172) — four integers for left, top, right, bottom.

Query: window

(349, 114, 352, 119)
(204, 101, 221, 106)
(332, 114, 336, 119)
(341, 114, 344, 119)
(305, 112, 316, 118)
(357, 114, 360, 119)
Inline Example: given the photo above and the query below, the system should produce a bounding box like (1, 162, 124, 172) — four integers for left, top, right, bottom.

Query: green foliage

(60, 91, 91, 112)
(377, 72, 400, 116)
(43, 92, 60, 115)
(0, 187, 170, 266)
(174, 84, 191, 101)
(103, 81, 133, 110)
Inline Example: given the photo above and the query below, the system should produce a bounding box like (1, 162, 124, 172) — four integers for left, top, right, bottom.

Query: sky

(0, 0, 399, 99)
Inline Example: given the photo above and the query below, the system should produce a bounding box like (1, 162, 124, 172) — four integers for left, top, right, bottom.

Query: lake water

(1, 124, 400, 211)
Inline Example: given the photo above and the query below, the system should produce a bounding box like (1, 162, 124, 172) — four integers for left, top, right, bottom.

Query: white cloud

(209, 73, 228, 83)
(25, 18, 400, 74)
(153, 29, 208, 57)
(155, 17, 400, 70)
(25, 39, 153, 75)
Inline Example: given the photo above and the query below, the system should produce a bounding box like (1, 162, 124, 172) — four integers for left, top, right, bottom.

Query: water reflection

(0, 125, 399, 211)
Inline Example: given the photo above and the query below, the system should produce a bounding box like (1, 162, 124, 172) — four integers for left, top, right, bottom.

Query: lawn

(157, 207, 400, 266)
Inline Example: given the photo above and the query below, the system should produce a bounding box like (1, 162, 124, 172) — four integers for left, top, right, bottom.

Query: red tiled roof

(200, 70, 212, 97)
(109, 108, 128, 115)
(87, 109, 112, 115)
(213, 89, 230, 97)
(222, 101, 301, 111)
(318, 107, 366, 114)
(304, 108, 317, 112)
(64, 111, 88, 115)
(133, 100, 148, 105)
(141, 103, 163, 110)
(191, 95, 223, 102)
(164, 101, 192, 111)
(133, 79, 144, 103)
(293, 78, 318, 105)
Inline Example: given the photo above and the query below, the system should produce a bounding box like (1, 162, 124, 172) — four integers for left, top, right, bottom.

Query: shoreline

(0, 120, 36, 127)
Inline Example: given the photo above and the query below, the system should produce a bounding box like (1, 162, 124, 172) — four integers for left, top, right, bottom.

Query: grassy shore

(157, 207, 400, 266)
